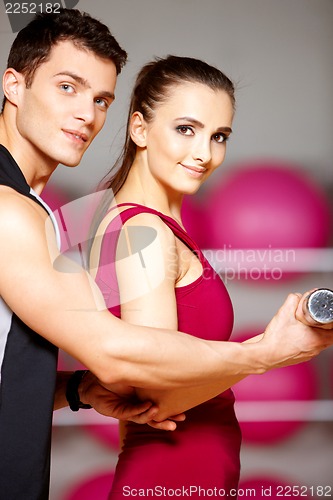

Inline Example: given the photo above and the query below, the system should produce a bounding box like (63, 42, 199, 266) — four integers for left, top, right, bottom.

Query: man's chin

(59, 157, 83, 168)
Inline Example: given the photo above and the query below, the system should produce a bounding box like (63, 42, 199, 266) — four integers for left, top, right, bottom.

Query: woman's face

(134, 81, 234, 196)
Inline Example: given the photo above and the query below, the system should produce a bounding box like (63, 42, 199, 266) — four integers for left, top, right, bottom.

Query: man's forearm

(98, 293, 332, 393)
(97, 317, 266, 389)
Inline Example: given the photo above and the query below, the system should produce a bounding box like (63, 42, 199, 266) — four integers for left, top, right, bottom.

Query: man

(0, 8, 331, 500)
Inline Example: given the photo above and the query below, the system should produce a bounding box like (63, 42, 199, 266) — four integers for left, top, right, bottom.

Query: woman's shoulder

(120, 209, 177, 250)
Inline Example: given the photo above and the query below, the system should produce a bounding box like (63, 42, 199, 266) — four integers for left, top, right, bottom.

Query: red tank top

(96, 203, 234, 339)
(94, 203, 241, 498)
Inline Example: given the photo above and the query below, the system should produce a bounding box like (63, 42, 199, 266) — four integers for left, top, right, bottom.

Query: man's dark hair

(2, 8, 127, 110)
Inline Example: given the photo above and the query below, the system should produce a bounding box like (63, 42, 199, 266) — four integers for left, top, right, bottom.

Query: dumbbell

(302, 288, 333, 327)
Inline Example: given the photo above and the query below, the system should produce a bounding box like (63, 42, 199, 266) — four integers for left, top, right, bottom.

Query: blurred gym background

(1, 0, 332, 498)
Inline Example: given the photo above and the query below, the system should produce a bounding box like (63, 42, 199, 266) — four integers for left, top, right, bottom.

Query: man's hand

(261, 293, 333, 370)
(79, 371, 185, 431)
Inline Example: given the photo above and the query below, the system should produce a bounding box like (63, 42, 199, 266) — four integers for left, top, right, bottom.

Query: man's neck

(0, 113, 57, 194)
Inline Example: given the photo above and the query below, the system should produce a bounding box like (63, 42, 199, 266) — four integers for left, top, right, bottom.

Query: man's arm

(0, 192, 332, 414)
(108, 213, 333, 420)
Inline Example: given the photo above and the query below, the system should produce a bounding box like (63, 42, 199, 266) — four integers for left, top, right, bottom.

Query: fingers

(130, 414, 177, 431)
(272, 292, 301, 322)
(147, 413, 186, 430)
(284, 292, 302, 311)
(147, 420, 178, 431)
(167, 413, 186, 422)
(129, 409, 186, 430)
(127, 404, 159, 423)
(268, 292, 302, 329)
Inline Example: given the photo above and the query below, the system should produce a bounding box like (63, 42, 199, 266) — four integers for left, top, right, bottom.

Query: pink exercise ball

(204, 160, 331, 280)
(64, 470, 114, 500)
(233, 329, 318, 444)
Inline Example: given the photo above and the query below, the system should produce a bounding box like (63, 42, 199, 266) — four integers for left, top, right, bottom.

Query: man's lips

(63, 129, 88, 143)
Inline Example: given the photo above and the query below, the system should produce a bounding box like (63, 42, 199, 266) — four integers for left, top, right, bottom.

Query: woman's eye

(176, 126, 194, 136)
(213, 133, 227, 143)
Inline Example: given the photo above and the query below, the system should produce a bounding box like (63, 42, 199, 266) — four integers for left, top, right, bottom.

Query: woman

(88, 56, 319, 497)
(89, 54, 239, 496)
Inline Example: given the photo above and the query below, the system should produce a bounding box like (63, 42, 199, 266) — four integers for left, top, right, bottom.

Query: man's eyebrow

(175, 116, 232, 134)
(53, 71, 115, 100)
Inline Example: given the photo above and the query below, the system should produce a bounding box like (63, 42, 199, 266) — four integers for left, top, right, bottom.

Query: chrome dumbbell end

(305, 288, 333, 325)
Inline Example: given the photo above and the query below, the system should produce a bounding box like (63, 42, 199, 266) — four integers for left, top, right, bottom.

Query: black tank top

(0, 144, 59, 500)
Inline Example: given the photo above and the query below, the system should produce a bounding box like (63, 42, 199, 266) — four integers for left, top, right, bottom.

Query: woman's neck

(115, 160, 184, 223)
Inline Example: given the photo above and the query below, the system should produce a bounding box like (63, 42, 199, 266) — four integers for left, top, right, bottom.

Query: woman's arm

(54, 370, 185, 430)
(54, 370, 162, 422)
(114, 213, 186, 420)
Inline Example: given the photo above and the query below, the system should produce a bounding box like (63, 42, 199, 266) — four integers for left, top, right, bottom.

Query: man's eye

(95, 98, 109, 109)
(60, 84, 75, 93)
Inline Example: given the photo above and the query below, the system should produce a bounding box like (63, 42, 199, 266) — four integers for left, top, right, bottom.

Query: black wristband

(66, 370, 92, 411)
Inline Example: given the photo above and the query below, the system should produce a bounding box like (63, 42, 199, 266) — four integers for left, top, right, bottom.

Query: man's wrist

(66, 370, 92, 411)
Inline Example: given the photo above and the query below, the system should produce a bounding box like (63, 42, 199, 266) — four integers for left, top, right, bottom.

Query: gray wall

(1, 0, 332, 196)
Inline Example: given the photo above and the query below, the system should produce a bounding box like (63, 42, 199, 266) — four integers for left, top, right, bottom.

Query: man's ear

(2, 68, 24, 105)
(130, 112, 148, 147)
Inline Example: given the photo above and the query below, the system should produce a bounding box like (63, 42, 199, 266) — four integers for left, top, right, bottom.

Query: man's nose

(74, 96, 95, 125)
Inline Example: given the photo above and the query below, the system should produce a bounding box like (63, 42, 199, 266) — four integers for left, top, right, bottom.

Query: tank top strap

(104, 203, 204, 263)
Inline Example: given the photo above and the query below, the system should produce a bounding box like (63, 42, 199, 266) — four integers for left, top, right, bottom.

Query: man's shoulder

(0, 186, 46, 225)
(0, 185, 27, 207)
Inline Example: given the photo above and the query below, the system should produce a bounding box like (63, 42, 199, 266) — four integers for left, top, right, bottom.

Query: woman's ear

(130, 112, 148, 147)
(2, 68, 23, 106)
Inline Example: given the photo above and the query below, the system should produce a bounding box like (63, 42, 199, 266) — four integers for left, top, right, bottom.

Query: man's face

(15, 40, 117, 169)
